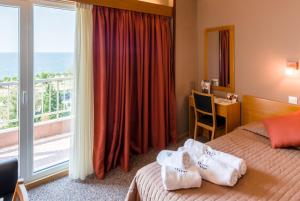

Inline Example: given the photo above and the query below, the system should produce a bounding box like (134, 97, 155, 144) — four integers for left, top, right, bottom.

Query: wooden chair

(0, 158, 28, 201)
(192, 90, 224, 141)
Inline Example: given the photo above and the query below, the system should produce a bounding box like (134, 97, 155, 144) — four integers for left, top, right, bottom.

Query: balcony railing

(0, 77, 73, 130)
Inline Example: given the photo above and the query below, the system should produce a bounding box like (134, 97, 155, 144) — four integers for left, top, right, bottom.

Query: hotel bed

(126, 96, 300, 201)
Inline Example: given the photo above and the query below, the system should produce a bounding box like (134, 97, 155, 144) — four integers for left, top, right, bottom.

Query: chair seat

(197, 115, 225, 127)
(2, 193, 13, 201)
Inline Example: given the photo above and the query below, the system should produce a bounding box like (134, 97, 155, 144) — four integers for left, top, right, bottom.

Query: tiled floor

(0, 133, 70, 171)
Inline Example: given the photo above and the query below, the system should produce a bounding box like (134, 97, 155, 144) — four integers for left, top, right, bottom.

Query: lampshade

(285, 59, 299, 76)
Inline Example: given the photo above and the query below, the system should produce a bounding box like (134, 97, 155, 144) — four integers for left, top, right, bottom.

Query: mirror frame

(204, 25, 235, 93)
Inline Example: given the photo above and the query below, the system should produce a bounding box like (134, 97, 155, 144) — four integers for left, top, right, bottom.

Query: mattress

(126, 127, 300, 201)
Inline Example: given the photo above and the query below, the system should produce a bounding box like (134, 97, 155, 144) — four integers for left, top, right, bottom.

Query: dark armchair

(0, 158, 28, 201)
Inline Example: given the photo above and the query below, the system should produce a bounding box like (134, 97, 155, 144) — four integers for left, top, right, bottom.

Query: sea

(0, 52, 74, 79)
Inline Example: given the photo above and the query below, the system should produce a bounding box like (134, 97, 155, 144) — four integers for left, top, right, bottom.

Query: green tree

(43, 82, 58, 120)
(1, 72, 73, 129)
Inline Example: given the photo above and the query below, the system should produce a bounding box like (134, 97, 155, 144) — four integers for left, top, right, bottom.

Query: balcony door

(0, 3, 21, 167)
(0, 0, 75, 182)
(33, 5, 75, 173)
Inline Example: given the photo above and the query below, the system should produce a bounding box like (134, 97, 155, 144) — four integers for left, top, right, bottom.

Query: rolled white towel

(184, 139, 247, 177)
(183, 139, 209, 160)
(205, 146, 247, 177)
(195, 154, 239, 187)
(157, 150, 191, 170)
(161, 165, 202, 191)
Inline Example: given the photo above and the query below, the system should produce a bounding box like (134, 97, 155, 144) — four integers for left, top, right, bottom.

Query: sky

(0, 5, 75, 53)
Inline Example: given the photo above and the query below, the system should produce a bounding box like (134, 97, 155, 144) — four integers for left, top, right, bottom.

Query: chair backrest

(192, 90, 215, 115)
(0, 158, 18, 198)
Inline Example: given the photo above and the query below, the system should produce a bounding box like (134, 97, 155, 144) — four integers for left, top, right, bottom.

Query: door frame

(0, 0, 75, 182)
(30, 0, 75, 183)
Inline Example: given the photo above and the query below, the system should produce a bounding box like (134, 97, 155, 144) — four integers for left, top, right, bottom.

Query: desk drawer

(216, 104, 227, 117)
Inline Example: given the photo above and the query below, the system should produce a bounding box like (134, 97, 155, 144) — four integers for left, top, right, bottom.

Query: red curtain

(219, 30, 230, 87)
(93, 6, 176, 179)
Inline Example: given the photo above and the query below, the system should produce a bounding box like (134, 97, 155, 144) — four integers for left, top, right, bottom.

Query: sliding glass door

(0, 0, 75, 181)
(33, 5, 75, 172)
(0, 4, 20, 164)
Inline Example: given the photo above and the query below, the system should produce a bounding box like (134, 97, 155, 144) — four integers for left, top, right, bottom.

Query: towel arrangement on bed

(156, 139, 247, 191)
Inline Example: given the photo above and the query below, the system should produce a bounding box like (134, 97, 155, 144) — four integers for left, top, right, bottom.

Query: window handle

(22, 91, 27, 104)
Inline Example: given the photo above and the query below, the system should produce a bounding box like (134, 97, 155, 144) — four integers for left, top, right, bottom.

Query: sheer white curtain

(69, 3, 94, 180)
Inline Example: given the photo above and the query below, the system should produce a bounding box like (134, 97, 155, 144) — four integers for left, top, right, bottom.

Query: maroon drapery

(219, 30, 230, 87)
(93, 6, 176, 179)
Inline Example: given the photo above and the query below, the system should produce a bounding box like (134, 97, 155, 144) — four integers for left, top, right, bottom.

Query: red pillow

(263, 111, 300, 148)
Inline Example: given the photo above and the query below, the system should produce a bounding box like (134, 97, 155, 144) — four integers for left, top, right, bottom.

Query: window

(0, 0, 75, 181)
(33, 5, 75, 172)
(0, 4, 20, 164)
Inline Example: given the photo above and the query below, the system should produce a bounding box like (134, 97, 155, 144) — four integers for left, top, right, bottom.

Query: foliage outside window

(0, 72, 73, 130)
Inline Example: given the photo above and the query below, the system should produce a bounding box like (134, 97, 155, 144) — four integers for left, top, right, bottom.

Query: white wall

(176, 0, 198, 135)
(197, 0, 300, 104)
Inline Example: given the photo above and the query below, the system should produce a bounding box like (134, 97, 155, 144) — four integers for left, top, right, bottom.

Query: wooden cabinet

(189, 95, 241, 138)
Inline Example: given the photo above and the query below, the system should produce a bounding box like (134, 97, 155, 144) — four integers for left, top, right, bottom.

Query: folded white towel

(195, 154, 239, 186)
(184, 139, 247, 177)
(161, 165, 202, 191)
(157, 150, 191, 170)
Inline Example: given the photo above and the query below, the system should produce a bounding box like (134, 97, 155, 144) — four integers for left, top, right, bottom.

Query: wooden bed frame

(242, 95, 300, 125)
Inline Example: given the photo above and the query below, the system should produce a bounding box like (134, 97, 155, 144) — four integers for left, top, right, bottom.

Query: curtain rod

(68, 0, 173, 17)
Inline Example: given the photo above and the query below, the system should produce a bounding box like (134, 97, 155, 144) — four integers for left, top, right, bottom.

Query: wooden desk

(189, 95, 241, 138)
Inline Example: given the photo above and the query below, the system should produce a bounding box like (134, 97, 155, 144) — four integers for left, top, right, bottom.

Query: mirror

(204, 25, 235, 92)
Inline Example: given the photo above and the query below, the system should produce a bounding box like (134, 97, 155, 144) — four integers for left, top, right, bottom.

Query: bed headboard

(242, 95, 300, 125)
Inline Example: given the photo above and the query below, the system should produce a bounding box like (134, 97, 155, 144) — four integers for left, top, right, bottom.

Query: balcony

(0, 77, 73, 171)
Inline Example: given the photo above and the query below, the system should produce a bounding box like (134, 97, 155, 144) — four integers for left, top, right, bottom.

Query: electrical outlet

(288, 96, 298, 105)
